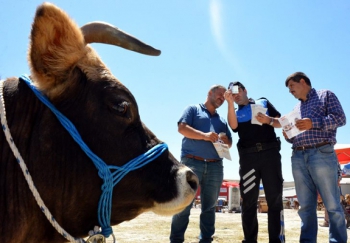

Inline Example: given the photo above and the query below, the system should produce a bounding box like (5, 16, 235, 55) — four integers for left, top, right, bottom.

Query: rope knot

(101, 226, 113, 237)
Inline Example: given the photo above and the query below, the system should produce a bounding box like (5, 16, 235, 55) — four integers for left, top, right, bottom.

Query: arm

(313, 91, 346, 130)
(178, 122, 219, 143)
(255, 99, 282, 128)
(256, 113, 282, 128)
(296, 91, 346, 131)
(224, 90, 238, 130)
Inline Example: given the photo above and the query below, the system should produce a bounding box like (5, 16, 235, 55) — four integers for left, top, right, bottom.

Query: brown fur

(0, 3, 198, 242)
(29, 3, 113, 100)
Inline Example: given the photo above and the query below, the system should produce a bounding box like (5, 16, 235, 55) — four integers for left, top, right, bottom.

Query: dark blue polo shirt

(178, 103, 232, 159)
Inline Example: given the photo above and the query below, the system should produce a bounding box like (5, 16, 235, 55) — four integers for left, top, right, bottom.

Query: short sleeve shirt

(233, 98, 280, 147)
(178, 104, 232, 159)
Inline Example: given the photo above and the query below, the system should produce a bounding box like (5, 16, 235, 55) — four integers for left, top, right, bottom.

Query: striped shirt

(290, 88, 346, 148)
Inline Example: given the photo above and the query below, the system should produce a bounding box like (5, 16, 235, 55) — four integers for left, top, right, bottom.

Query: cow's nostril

(186, 171, 199, 191)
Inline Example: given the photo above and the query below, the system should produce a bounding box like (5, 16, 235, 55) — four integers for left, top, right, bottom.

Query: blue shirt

(178, 104, 232, 159)
(289, 88, 346, 147)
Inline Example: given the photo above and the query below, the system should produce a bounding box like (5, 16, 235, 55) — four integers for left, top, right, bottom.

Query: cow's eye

(112, 101, 129, 114)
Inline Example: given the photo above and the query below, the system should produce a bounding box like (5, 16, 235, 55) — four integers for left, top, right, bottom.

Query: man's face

(287, 79, 305, 100)
(210, 88, 226, 108)
(233, 87, 249, 105)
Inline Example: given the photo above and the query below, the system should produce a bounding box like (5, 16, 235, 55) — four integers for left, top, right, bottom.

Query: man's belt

(293, 141, 330, 151)
(238, 141, 280, 154)
(185, 154, 221, 162)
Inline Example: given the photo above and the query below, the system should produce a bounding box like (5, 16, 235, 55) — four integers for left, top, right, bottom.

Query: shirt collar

(301, 88, 316, 102)
(199, 103, 218, 115)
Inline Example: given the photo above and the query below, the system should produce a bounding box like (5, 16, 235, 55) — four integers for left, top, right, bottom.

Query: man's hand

(219, 134, 230, 145)
(256, 112, 271, 125)
(295, 118, 313, 131)
(224, 90, 237, 103)
(202, 132, 219, 143)
(282, 130, 288, 140)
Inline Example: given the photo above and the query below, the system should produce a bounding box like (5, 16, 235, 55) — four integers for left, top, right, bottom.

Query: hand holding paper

(251, 104, 267, 125)
(278, 109, 305, 139)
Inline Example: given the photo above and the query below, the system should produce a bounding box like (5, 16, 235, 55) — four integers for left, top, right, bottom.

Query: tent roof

(221, 181, 239, 187)
(335, 144, 350, 164)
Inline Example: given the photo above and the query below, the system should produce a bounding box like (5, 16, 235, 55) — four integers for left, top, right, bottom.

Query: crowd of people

(169, 72, 347, 243)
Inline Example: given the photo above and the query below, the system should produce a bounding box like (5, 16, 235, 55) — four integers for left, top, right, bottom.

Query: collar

(199, 103, 217, 115)
(301, 88, 316, 102)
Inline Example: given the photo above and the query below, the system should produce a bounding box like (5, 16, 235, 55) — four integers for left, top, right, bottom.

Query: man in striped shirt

(284, 72, 347, 243)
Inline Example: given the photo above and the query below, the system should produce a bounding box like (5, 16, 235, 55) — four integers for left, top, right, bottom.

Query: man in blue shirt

(284, 72, 347, 243)
(170, 85, 232, 243)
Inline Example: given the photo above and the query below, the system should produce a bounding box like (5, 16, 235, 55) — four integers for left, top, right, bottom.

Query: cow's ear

(28, 3, 86, 95)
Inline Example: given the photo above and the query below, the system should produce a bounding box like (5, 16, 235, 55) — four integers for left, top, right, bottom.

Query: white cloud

(209, 0, 225, 50)
(209, 0, 245, 76)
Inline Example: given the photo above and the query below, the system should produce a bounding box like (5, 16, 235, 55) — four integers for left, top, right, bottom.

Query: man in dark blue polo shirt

(170, 85, 232, 243)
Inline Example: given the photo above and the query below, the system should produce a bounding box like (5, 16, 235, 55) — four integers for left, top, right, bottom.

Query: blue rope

(20, 75, 167, 237)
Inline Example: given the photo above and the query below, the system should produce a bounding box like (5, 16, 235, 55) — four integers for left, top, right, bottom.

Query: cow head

(0, 2, 198, 242)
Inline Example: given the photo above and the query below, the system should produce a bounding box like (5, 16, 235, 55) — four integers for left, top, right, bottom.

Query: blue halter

(20, 75, 167, 237)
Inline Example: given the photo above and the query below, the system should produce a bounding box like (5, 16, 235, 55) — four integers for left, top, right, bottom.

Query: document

(251, 104, 267, 125)
(278, 109, 304, 139)
(213, 142, 232, 161)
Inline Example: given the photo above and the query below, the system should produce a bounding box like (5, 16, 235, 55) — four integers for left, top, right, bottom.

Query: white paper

(251, 104, 268, 125)
(213, 142, 232, 161)
(278, 109, 304, 139)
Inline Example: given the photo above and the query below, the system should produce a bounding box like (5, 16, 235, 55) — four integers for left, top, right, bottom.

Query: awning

(335, 144, 350, 165)
(221, 181, 239, 187)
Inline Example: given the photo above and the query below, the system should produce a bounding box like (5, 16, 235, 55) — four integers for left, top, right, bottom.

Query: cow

(0, 2, 198, 243)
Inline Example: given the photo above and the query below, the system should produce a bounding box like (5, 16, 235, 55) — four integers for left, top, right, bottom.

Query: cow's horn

(81, 22, 161, 56)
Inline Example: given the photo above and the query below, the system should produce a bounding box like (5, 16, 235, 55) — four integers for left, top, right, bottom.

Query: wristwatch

(269, 118, 274, 126)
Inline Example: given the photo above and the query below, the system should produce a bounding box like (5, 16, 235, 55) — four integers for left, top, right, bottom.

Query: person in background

(224, 81, 285, 243)
(284, 72, 347, 243)
(170, 85, 232, 243)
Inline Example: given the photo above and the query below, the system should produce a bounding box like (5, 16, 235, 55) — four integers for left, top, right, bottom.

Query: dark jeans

(239, 147, 285, 243)
(292, 145, 347, 243)
(170, 157, 223, 243)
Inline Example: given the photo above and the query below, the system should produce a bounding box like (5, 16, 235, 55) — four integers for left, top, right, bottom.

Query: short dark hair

(228, 81, 245, 91)
(285, 72, 311, 87)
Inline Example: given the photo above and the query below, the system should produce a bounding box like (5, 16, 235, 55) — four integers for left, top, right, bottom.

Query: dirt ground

(105, 208, 350, 242)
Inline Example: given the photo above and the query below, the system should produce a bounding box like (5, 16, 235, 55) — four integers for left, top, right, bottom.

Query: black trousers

(239, 147, 285, 243)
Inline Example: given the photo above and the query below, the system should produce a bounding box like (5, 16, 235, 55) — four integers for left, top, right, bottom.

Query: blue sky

(1, 0, 349, 182)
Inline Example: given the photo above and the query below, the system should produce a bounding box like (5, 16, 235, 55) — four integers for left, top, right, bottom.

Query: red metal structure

(335, 144, 350, 164)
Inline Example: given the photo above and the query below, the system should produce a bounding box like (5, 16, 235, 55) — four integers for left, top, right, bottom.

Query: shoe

(319, 222, 329, 227)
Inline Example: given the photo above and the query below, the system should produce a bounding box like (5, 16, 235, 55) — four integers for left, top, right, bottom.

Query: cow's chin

(151, 167, 197, 216)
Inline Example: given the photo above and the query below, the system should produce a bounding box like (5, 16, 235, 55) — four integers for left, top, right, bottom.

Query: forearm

(227, 103, 238, 130)
(178, 123, 205, 140)
(270, 117, 282, 128)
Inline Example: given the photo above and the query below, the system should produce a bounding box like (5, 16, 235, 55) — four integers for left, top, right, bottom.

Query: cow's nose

(186, 170, 199, 192)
